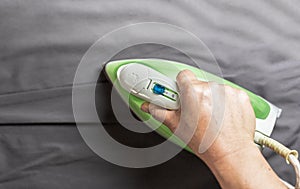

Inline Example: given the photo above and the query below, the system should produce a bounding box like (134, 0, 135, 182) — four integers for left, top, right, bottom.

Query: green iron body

(105, 59, 282, 152)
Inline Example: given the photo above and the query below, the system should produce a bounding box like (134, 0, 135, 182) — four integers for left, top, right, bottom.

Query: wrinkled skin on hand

(141, 70, 256, 164)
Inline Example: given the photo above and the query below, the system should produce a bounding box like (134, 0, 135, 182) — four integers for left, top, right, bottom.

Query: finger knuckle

(224, 85, 236, 95)
(238, 90, 250, 101)
(176, 70, 191, 81)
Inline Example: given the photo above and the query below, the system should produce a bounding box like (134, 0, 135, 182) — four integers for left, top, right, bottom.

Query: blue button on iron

(153, 84, 165, 95)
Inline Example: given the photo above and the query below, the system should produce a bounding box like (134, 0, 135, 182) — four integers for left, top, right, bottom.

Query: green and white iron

(105, 59, 300, 189)
(105, 58, 282, 152)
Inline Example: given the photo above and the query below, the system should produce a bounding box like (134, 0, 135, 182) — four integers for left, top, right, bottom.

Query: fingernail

(141, 103, 149, 113)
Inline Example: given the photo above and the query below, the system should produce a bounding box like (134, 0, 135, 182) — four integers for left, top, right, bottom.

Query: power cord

(254, 131, 300, 189)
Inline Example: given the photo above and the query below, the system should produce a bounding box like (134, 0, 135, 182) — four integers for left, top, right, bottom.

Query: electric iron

(104, 58, 282, 151)
(105, 59, 300, 188)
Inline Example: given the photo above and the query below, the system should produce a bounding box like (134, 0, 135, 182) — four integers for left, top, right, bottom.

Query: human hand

(141, 70, 285, 189)
(141, 69, 256, 164)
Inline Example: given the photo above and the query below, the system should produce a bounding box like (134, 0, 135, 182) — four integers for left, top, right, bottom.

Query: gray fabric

(1, 0, 300, 188)
(0, 125, 217, 189)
